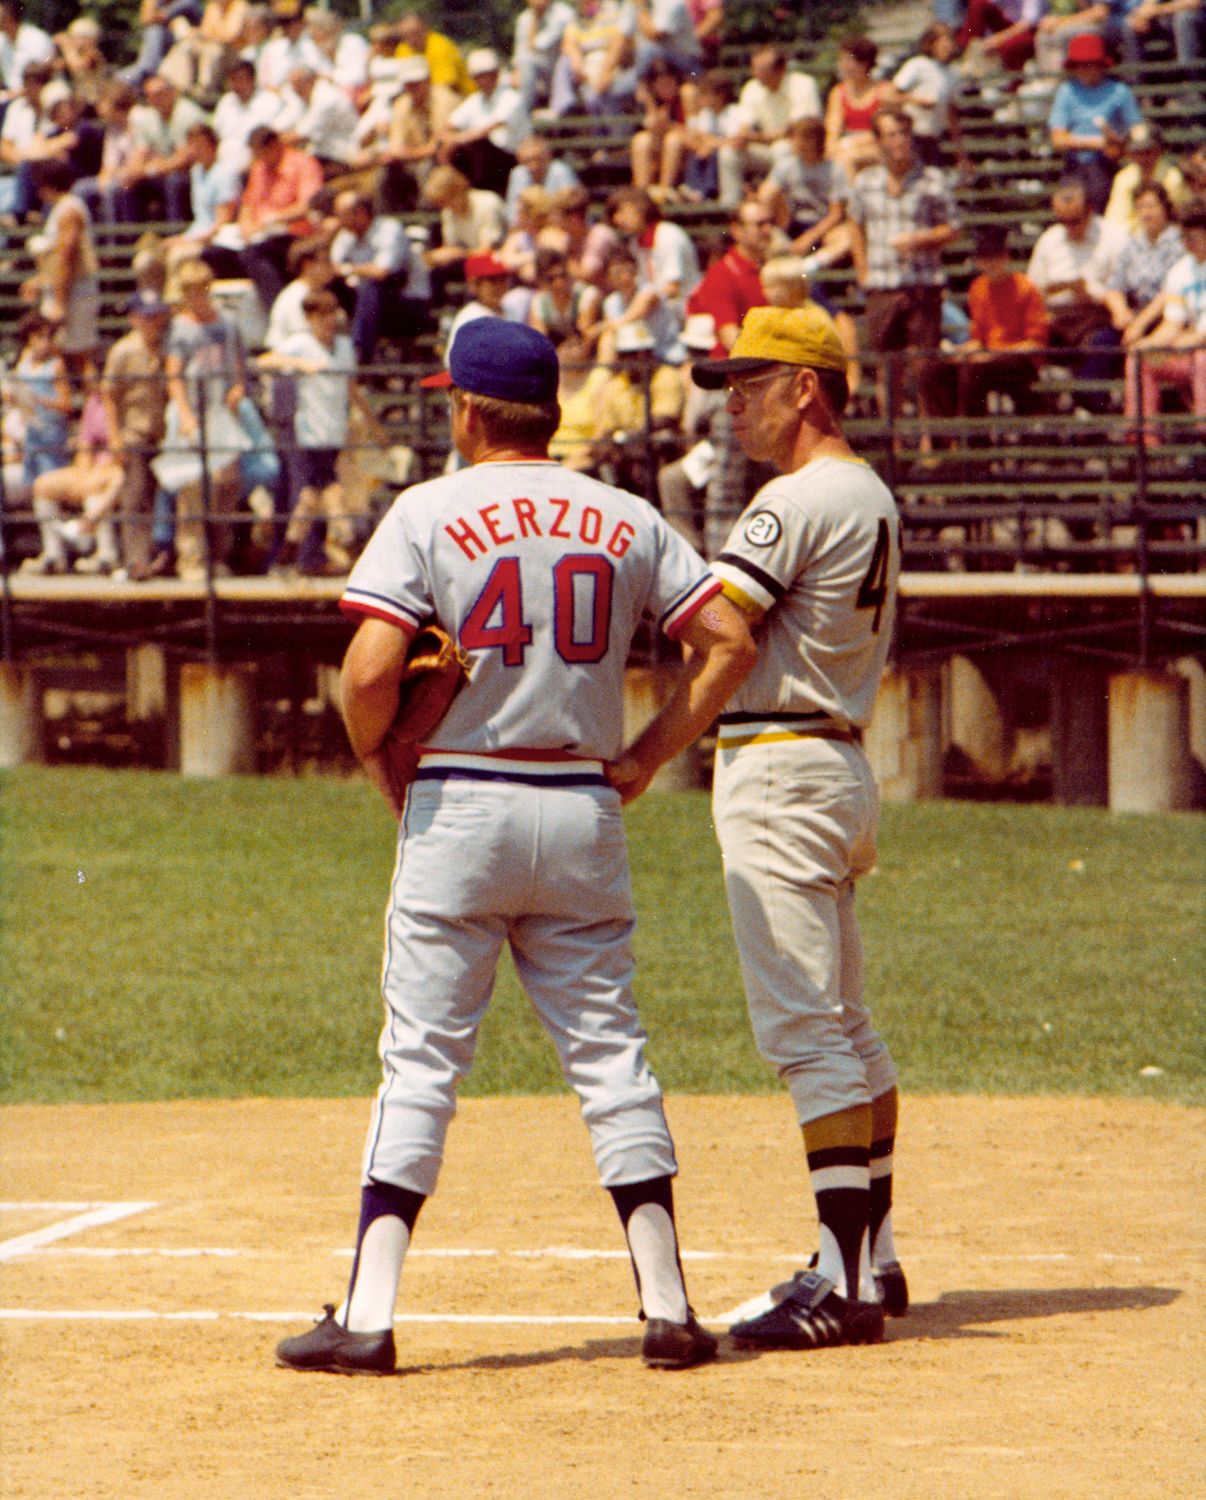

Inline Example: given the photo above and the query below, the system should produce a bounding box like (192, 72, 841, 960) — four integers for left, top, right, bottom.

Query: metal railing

(2, 348, 1203, 669)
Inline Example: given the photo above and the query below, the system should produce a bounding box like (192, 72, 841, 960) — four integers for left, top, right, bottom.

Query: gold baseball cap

(691, 303, 846, 388)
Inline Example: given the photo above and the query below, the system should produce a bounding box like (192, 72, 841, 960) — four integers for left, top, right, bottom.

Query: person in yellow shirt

(394, 9, 471, 122)
(548, 327, 612, 468)
(591, 321, 683, 492)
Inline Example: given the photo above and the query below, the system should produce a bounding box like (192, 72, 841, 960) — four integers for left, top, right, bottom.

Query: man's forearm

(339, 618, 412, 763)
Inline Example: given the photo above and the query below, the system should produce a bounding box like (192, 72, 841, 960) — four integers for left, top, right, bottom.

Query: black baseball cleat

(783, 1252, 909, 1317)
(874, 1260, 909, 1317)
(729, 1270, 885, 1350)
(275, 1304, 396, 1374)
(641, 1309, 719, 1369)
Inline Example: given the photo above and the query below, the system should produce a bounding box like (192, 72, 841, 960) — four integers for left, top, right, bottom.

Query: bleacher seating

(2, 47, 1204, 584)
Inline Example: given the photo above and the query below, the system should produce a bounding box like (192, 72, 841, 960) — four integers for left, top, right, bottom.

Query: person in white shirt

(255, 0, 309, 93)
(0, 0, 54, 102)
(303, 7, 369, 98)
(0, 57, 47, 215)
(549, 0, 640, 117)
(504, 133, 580, 225)
(350, 29, 406, 167)
(127, 72, 206, 221)
(634, 0, 703, 78)
(329, 188, 425, 363)
(722, 43, 822, 207)
(512, 0, 576, 109)
(257, 285, 378, 574)
(891, 22, 961, 168)
(439, 47, 531, 198)
(422, 163, 507, 298)
(276, 64, 358, 169)
(212, 55, 281, 174)
(163, 121, 242, 263)
(263, 233, 333, 350)
(607, 184, 700, 330)
(1027, 176, 1128, 411)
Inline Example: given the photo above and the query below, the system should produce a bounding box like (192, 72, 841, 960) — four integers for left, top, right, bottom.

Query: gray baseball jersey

(342, 458, 719, 760)
(338, 457, 720, 1200)
(708, 454, 900, 732)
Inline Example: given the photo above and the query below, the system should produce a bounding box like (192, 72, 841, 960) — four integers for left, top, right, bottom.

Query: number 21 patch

(744, 512, 782, 547)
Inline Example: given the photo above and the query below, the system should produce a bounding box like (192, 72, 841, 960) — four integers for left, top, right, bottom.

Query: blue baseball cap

(421, 317, 559, 402)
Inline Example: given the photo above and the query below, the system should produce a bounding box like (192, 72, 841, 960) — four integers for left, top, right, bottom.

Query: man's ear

(792, 365, 819, 414)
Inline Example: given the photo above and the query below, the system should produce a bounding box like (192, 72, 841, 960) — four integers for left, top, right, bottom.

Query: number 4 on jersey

(856, 519, 893, 633)
(461, 557, 533, 665)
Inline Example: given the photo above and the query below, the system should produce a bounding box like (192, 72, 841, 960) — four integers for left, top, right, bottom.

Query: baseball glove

(390, 623, 472, 747)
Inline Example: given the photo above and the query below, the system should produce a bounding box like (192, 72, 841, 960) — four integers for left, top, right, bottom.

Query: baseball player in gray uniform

(691, 304, 905, 1350)
(275, 318, 755, 1375)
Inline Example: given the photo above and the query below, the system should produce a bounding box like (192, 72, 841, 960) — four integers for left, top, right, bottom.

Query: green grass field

(2, 767, 1202, 1106)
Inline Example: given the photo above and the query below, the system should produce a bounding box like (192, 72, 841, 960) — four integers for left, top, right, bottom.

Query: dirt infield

(2, 1094, 1201, 1499)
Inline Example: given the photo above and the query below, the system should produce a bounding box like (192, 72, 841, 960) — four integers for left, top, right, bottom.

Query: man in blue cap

(275, 317, 754, 1376)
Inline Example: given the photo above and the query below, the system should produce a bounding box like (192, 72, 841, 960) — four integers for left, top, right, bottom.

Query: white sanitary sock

(626, 1203, 688, 1324)
(343, 1214, 410, 1333)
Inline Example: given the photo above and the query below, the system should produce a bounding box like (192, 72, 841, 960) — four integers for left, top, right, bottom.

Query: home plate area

(0, 1197, 815, 1325)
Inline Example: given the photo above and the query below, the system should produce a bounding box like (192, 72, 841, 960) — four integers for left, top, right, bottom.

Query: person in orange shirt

(201, 124, 323, 310)
(956, 223, 1049, 420)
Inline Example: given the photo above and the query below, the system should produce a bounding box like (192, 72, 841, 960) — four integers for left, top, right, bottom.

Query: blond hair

(175, 259, 214, 291)
(422, 165, 470, 208)
(516, 186, 552, 224)
(760, 256, 811, 308)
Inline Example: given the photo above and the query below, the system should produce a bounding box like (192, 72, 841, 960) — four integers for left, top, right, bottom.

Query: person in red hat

(443, 249, 516, 360)
(1047, 31, 1143, 212)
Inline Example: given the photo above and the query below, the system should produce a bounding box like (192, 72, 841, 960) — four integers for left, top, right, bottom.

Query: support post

(1107, 669, 1192, 813)
(126, 643, 168, 722)
(947, 654, 1013, 783)
(179, 662, 257, 777)
(865, 665, 943, 801)
(0, 663, 43, 766)
(1172, 656, 1206, 809)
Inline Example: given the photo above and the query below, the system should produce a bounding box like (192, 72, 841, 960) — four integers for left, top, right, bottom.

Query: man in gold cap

(688, 302, 907, 1349)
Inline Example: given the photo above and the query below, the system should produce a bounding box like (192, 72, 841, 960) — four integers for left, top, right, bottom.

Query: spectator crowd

(1, 0, 1203, 580)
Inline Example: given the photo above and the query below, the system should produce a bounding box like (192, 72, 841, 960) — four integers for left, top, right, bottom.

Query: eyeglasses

(724, 367, 786, 399)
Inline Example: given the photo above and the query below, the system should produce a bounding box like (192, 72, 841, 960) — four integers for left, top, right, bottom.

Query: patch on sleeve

(744, 511, 782, 547)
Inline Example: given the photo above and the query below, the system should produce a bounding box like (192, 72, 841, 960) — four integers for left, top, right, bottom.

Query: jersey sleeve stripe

(713, 554, 783, 610)
(718, 710, 834, 725)
(660, 575, 722, 638)
(339, 592, 423, 633)
(719, 577, 765, 619)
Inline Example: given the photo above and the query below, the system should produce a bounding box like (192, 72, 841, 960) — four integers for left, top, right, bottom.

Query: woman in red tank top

(825, 36, 898, 175)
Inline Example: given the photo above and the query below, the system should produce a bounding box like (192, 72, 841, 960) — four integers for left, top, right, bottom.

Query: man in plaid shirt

(848, 105, 957, 444)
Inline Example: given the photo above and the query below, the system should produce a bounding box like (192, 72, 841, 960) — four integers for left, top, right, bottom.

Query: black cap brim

(690, 357, 778, 390)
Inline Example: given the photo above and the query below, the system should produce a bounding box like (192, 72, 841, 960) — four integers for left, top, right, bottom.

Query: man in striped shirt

(848, 105, 957, 439)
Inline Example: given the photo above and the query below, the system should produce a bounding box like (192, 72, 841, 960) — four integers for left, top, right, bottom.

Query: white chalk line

(0, 1202, 158, 1261)
(2, 1202, 1156, 1325)
(33, 1247, 244, 1258)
